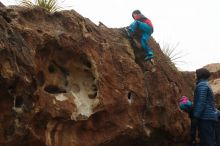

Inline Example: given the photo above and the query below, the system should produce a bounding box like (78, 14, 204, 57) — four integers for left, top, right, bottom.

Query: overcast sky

(2, 0, 220, 71)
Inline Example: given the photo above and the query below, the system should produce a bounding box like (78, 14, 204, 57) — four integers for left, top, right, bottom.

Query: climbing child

(179, 96, 198, 146)
(126, 10, 154, 61)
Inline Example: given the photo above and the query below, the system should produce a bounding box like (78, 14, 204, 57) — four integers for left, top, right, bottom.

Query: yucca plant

(20, 0, 60, 12)
(161, 41, 187, 69)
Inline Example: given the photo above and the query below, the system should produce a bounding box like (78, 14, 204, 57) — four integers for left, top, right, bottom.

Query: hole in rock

(48, 64, 56, 73)
(14, 96, 23, 107)
(88, 91, 97, 99)
(128, 92, 132, 100)
(44, 85, 66, 94)
(80, 55, 92, 68)
(37, 29, 43, 33)
(91, 84, 97, 91)
(127, 91, 136, 104)
(87, 84, 97, 99)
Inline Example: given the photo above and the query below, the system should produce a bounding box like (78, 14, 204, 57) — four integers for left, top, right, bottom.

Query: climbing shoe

(123, 27, 134, 38)
(144, 55, 154, 61)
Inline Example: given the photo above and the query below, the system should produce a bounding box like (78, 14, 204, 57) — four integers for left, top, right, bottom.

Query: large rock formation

(204, 63, 220, 107)
(0, 5, 194, 146)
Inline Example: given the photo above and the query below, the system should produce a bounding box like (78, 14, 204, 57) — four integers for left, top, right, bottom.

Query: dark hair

(196, 68, 211, 80)
(132, 10, 141, 18)
(132, 10, 141, 15)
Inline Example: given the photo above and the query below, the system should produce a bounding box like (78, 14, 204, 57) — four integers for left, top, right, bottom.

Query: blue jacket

(193, 79, 218, 121)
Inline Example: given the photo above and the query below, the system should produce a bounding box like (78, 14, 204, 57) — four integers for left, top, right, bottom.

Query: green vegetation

(20, 0, 60, 12)
(161, 41, 187, 70)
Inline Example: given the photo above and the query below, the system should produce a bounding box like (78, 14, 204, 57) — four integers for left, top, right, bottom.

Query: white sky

(2, 0, 220, 71)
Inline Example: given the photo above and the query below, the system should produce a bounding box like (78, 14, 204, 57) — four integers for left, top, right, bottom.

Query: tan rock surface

(205, 64, 220, 108)
(204, 63, 220, 73)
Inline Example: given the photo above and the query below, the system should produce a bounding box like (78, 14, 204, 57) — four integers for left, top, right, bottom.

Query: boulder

(0, 6, 194, 146)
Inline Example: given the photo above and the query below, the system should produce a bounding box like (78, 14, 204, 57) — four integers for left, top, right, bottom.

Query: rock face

(204, 64, 220, 107)
(0, 2, 5, 8)
(0, 6, 194, 146)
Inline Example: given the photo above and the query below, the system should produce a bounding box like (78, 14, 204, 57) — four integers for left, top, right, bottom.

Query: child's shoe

(144, 55, 154, 61)
(124, 27, 134, 38)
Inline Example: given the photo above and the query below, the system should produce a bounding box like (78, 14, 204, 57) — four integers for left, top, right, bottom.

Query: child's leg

(190, 119, 197, 145)
(128, 21, 139, 34)
(140, 33, 153, 58)
(138, 21, 153, 34)
(199, 120, 216, 146)
(138, 22, 153, 59)
(215, 120, 220, 146)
